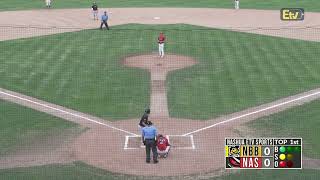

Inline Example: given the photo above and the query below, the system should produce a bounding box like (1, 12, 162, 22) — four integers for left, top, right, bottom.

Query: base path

(0, 8, 320, 41)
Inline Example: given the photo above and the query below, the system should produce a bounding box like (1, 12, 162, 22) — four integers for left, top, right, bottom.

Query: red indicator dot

(287, 160, 294, 168)
(279, 161, 286, 168)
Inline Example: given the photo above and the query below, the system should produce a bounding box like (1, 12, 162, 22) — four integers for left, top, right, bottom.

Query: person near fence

(156, 134, 171, 158)
(92, 2, 99, 20)
(100, 11, 110, 30)
(235, 0, 240, 9)
(142, 121, 158, 163)
(45, 0, 52, 8)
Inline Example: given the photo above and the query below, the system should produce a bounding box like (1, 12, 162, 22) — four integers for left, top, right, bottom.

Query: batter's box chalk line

(124, 135, 195, 150)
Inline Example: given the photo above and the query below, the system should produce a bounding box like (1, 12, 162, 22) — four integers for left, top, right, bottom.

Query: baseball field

(0, 0, 320, 11)
(0, 0, 320, 179)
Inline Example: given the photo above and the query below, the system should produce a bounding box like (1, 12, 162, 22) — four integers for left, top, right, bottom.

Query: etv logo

(281, 8, 304, 21)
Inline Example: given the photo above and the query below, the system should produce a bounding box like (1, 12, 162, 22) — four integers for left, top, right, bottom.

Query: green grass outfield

(218, 170, 320, 180)
(1, 24, 320, 120)
(0, 100, 76, 156)
(245, 100, 320, 159)
(0, 162, 319, 180)
(0, 0, 319, 12)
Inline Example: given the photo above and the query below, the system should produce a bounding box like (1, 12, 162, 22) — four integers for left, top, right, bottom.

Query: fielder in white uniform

(235, 0, 239, 9)
(92, 2, 99, 20)
(45, 0, 51, 8)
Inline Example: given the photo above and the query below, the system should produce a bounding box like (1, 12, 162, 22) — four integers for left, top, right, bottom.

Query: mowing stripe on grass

(0, 89, 138, 136)
(183, 89, 320, 136)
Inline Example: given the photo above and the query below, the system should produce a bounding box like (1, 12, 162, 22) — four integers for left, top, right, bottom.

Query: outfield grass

(0, 162, 319, 180)
(0, 100, 76, 156)
(245, 100, 320, 158)
(1, 24, 320, 120)
(0, 0, 319, 12)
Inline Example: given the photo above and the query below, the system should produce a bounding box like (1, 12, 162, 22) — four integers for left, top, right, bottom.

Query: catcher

(156, 134, 171, 158)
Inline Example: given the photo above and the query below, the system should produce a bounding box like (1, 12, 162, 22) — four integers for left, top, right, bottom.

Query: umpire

(100, 11, 110, 30)
(142, 121, 158, 164)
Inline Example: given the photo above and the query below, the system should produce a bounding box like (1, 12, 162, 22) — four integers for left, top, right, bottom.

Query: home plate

(153, 17, 161, 20)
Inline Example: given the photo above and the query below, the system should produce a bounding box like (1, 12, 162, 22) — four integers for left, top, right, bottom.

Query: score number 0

(263, 147, 271, 167)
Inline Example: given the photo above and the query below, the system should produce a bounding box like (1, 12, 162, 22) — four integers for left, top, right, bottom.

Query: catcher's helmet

(145, 108, 151, 114)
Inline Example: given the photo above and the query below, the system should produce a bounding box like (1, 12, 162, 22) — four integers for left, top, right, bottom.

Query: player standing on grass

(235, 0, 240, 9)
(158, 32, 166, 58)
(142, 121, 158, 164)
(92, 2, 99, 20)
(100, 11, 110, 30)
(45, 0, 51, 8)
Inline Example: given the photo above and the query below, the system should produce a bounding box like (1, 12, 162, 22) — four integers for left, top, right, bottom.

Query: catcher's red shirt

(157, 137, 170, 151)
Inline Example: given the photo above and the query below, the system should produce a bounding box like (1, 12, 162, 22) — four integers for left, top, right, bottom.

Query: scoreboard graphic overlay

(225, 138, 302, 169)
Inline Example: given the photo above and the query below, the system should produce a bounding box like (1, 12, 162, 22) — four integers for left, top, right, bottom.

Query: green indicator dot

(280, 146, 286, 153)
(294, 146, 301, 152)
(287, 146, 293, 153)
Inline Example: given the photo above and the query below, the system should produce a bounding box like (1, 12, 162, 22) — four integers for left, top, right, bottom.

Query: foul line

(0, 90, 138, 136)
(183, 90, 320, 136)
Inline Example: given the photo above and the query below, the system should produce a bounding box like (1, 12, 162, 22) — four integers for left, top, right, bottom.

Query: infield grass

(0, 100, 76, 156)
(1, 24, 320, 120)
(166, 26, 320, 119)
(0, 0, 319, 12)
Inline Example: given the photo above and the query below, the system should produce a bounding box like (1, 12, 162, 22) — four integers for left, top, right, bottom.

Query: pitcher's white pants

(159, 43, 164, 57)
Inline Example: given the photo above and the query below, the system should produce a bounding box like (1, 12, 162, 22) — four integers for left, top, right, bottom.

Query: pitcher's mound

(122, 53, 197, 71)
